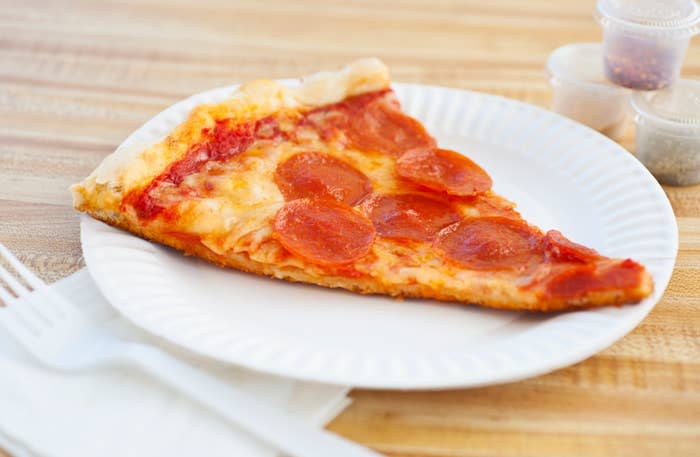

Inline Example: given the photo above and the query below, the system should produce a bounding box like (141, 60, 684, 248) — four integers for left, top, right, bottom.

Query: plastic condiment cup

(595, 0, 700, 90)
(547, 43, 631, 140)
(631, 79, 700, 186)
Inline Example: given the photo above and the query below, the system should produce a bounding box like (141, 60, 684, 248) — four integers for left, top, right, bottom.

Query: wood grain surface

(1, 0, 699, 456)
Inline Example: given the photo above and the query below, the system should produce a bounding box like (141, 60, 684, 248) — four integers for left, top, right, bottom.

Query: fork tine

(0, 243, 45, 291)
(32, 281, 79, 318)
(0, 243, 75, 318)
(0, 281, 17, 305)
(0, 287, 46, 336)
(0, 263, 58, 326)
(0, 260, 30, 297)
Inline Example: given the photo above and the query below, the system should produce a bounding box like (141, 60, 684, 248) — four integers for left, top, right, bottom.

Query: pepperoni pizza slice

(72, 58, 653, 312)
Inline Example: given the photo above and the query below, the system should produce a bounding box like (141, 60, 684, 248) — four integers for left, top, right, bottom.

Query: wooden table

(1, 0, 699, 455)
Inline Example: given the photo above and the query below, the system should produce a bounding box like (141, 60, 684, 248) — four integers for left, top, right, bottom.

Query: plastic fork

(0, 243, 382, 457)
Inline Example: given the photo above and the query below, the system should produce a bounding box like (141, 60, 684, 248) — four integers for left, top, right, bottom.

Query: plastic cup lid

(596, 0, 700, 35)
(546, 43, 629, 91)
(632, 79, 700, 128)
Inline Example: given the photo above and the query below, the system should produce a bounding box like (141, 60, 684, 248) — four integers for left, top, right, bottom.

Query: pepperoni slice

(396, 148, 492, 197)
(434, 217, 543, 270)
(304, 90, 436, 157)
(543, 259, 644, 299)
(272, 199, 376, 266)
(361, 193, 461, 242)
(544, 230, 602, 263)
(344, 103, 437, 157)
(274, 152, 372, 205)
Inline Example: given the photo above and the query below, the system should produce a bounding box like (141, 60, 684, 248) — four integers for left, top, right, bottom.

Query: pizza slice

(71, 58, 653, 312)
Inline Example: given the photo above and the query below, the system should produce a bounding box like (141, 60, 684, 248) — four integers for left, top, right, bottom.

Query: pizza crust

(70, 58, 390, 212)
(84, 203, 653, 312)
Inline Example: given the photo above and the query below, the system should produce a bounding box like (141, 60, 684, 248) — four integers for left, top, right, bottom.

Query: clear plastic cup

(595, 0, 700, 90)
(631, 79, 700, 186)
(547, 43, 631, 140)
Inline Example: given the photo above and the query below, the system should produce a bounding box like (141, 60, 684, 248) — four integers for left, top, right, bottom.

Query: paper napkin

(0, 269, 351, 457)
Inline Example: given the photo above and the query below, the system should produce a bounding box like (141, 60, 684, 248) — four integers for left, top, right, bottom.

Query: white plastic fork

(0, 243, 383, 457)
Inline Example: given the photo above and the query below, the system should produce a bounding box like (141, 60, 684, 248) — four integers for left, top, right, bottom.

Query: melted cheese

(137, 113, 528, 297)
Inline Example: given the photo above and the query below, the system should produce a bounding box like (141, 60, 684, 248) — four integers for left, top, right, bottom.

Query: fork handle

(114, 343, 382, 457)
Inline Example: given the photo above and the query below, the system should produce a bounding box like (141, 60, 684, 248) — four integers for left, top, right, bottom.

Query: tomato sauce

(124, 118, 265, 219)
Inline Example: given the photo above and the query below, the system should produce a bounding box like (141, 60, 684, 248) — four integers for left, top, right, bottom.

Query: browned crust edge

(78, 205, 654, 313)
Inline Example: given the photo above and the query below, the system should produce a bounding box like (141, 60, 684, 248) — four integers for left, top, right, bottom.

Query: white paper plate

(81, 82, 678, 389)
